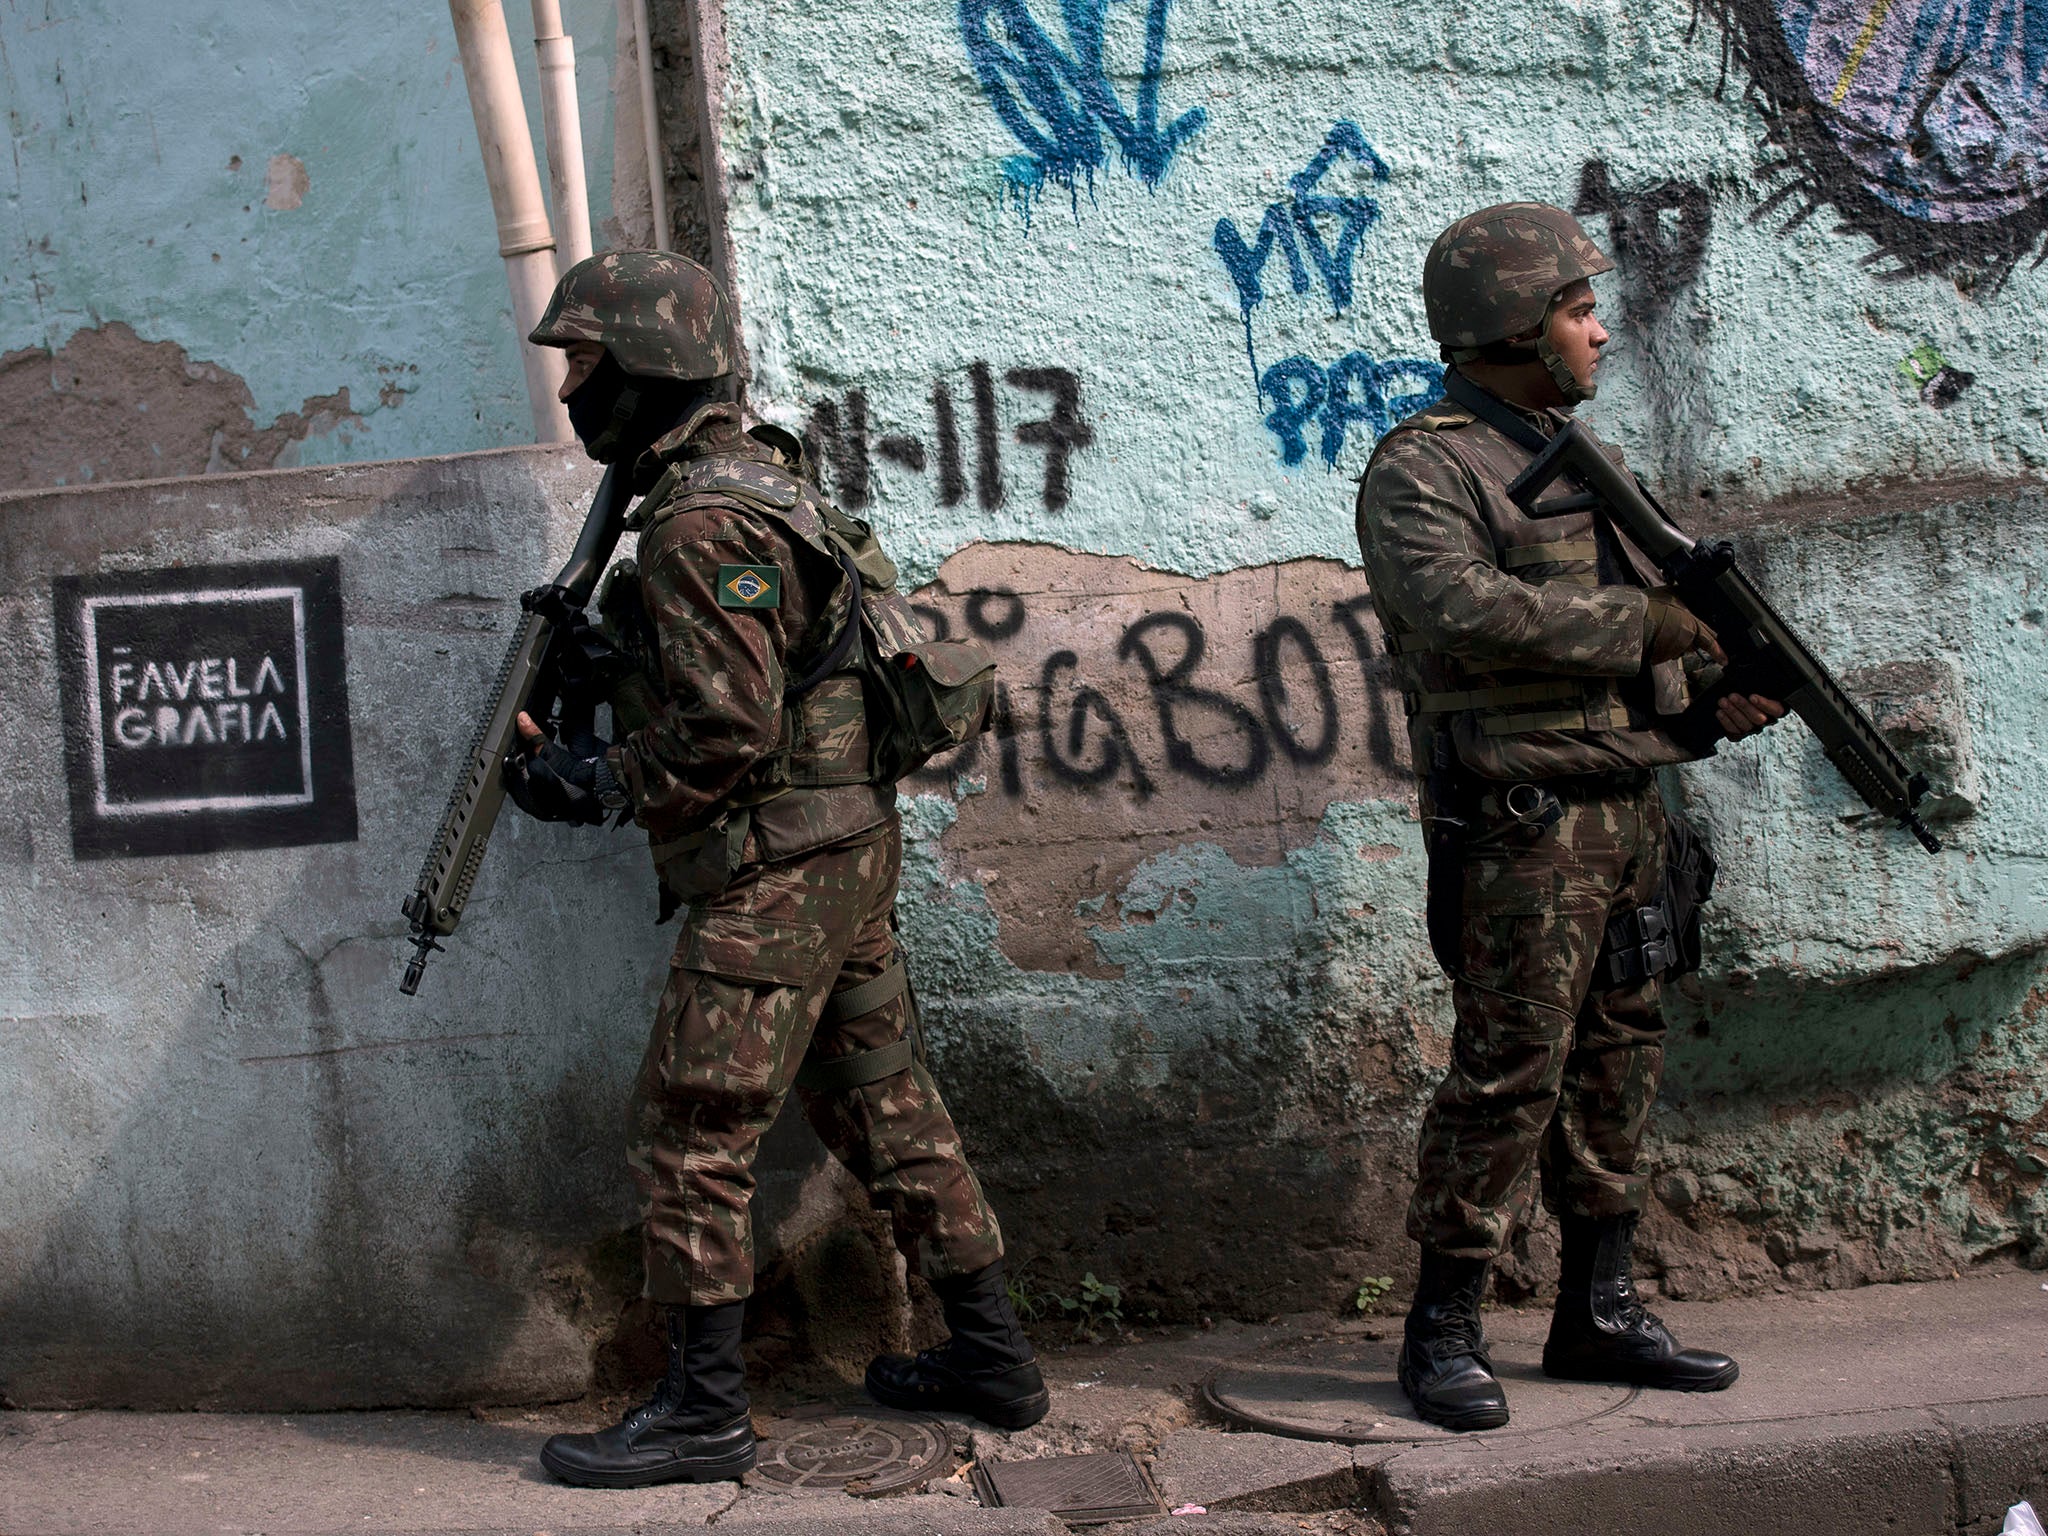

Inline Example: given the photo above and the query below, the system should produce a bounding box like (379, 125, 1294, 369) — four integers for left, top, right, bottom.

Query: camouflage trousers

(628, 815, 1005, 1305)
(1408, 775, 1668, 1259)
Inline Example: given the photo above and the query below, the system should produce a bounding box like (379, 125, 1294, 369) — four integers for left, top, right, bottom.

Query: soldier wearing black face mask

(508, 250, 1046, 1491)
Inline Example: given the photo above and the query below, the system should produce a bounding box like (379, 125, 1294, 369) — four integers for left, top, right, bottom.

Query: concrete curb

(1150, 1395, 2048, 1536)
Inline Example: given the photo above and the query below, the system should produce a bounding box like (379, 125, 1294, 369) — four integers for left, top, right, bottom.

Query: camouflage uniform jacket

(605, 402, 892, 889)
(1356, 378, 1709, 781)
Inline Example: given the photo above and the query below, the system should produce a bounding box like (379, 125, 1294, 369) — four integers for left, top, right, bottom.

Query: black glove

(504, 726, 626, 826)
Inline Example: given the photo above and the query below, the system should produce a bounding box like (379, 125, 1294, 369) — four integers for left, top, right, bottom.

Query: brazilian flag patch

(717, 563, 782, 610)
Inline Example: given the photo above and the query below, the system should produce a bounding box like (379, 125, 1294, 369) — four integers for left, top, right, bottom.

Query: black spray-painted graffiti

(1260, 353, 1444, 470)
(1573, 159, 1713, 322)
(52, 558, 359, 859)
(904, 587, 1404, 798)
(808, 363, 1093, 513)
(960, 0, 1207, 221)
(1213, 122, 1391, 375)
(1703, 0, 2048, 285)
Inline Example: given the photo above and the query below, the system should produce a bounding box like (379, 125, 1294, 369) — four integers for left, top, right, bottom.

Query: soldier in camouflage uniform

(1355, 206, 1786, 1431)
(504, 251, 1047, 1488)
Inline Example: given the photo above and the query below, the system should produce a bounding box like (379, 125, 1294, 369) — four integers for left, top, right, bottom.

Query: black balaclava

(566, 352, 721, 465)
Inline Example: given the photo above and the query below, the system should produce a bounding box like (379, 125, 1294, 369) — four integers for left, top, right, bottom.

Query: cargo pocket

(788, 674, 872, 787)
(1455, 908, 1543, 991)
(675, 909, 832, 988)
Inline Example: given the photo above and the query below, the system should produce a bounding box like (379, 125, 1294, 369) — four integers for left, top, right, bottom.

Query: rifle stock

(1507, 422, 1942, 855)
(399, 463, 635, 994)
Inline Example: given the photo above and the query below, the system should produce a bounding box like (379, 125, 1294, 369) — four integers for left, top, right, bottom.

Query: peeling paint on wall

(0, 324, 370, 486)
(711, 0, 2048, 1313)
(264, 154, 310, 212)
(912, 545, 1407, 973)
(0, 0, 623, 491)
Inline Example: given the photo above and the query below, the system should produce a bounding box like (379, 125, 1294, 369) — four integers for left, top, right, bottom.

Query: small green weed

(1057, 1271, 1125, 1342)
(1352, 1275, 1396, 1312)
(1005, 1268, 1049, 1323)
(1007, 1265, 1139, 1343)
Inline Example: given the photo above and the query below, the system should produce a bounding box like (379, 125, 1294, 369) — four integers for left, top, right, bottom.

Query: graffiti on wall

(1206, 124, 1442, 469)
(1258, 353, 1443, 469)
(1897, 341, 1977, 406)
(1573, 159, 1713, 323)
(908, 545, 1412, 974)
(1704, 0, 2048, 284)
(806, 363, 1094, 512)
(1212, 122, 1391, 375)
(960, 0, 1207, 220)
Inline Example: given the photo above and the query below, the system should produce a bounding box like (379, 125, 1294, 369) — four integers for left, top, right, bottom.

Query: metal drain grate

(971, 1450, 1163, 1524)
(750, 1409, 951, 1497)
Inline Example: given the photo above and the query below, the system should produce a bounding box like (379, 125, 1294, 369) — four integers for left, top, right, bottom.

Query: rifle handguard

(1506, 422, 1941, 856)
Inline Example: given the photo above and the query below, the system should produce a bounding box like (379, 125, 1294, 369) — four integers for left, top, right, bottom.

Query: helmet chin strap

(1449, 291, 1595, 406)
(1536, 333, 1594, 405)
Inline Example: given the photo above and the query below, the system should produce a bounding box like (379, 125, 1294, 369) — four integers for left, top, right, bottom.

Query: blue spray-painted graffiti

(1261, 352, 1444, 468)
(961, 0, 1207, 221)
(1213, 123, 1391, 375)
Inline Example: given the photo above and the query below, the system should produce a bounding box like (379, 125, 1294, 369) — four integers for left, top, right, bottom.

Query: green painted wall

(0, 0, 619, 480)
(707, 0, 2048, 1304)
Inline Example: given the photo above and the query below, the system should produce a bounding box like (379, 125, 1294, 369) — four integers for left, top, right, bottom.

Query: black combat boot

(539, 1302, 756, 1487)
(865, 1261, 1050, 1429)
(1542, 1212, 1738, 1391)
(1398, 1250, 1510, 1432)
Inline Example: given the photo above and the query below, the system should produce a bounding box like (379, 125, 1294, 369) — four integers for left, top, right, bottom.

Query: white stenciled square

(81, 586, 315, 817)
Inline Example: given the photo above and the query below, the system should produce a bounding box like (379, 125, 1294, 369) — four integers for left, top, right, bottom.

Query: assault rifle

(398, 465, 636, 995)
(1506, 420, 1942, 855)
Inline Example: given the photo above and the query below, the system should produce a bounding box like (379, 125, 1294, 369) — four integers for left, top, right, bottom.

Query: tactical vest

(1363, 398, 1697, 781)
(602, 450, 994, 891)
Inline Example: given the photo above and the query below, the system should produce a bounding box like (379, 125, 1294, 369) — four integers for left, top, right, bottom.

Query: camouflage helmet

(528, 250, 735, 380)
(1422, 203, 1613, 352)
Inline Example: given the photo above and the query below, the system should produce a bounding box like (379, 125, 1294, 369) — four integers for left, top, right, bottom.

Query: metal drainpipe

(448, 0, 574, 442)
(531, 0, 594, 268)
(631, 0, 670, 249)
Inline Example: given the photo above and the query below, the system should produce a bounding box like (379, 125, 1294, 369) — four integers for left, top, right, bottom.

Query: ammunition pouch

(1592, 812, 1716, 988)
(794, 952, 926, 1093)
(1593, 901, 1679, 987)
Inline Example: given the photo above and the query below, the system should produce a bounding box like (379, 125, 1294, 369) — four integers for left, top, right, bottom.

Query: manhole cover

(1204, 1333, 1640, 1444)
(972, 1450, 1163, 1525)
(751, 1409, 951, 1496)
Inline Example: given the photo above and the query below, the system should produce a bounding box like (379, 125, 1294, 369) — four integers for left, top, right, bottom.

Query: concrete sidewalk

(3, 1270, 2043, 1536)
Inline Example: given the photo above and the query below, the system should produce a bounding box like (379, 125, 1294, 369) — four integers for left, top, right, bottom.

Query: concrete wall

(0, 449, 943, 1409)
(0, 0, 631, 490)
(2, 457, 2041, 1408)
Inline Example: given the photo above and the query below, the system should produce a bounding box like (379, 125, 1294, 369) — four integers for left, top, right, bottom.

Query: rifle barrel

(397, 463, 634, 994)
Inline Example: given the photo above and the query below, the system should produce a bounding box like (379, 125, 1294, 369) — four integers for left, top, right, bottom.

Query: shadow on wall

(5, 455, 2047, 1409)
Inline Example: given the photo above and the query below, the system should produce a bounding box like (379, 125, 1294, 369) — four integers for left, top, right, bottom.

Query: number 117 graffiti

(960, 0, 1207, 215)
